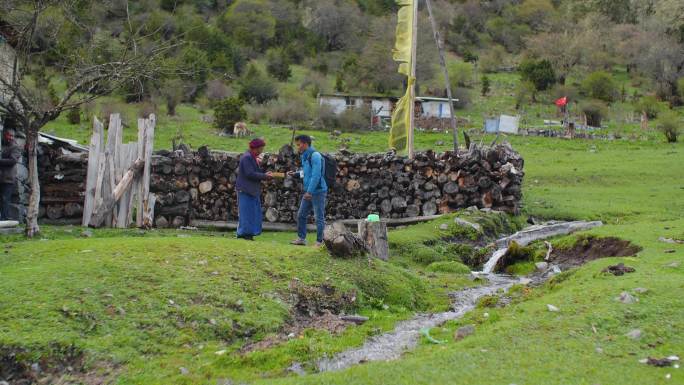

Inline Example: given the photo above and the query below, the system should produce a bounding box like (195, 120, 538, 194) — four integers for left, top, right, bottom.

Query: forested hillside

(4, 0, 684, 139)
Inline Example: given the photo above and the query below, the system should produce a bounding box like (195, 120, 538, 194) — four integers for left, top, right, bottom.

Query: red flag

(555, 96, 568, 107)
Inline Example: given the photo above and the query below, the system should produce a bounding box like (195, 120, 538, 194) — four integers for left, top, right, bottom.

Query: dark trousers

(0, 183, 14, 220)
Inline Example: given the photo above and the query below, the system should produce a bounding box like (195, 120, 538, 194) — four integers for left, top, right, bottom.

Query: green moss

(407, 244, 446, 265)
(505, 261, 536, 275)
(476, 295, 500, 308)
(426, 261, 471, 274)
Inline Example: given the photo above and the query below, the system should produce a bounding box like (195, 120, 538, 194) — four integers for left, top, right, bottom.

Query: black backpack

(309, 152, 338, 189)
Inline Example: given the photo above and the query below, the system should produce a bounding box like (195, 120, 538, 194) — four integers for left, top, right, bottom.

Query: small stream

(316, 220, 602, 373)
(316, 273, 521, 372)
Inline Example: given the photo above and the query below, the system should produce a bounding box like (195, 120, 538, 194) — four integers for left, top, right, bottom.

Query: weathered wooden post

(358, 220, 389, 261)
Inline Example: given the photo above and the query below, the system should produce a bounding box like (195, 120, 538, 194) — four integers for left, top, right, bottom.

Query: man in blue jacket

(289, 135, 327, 246)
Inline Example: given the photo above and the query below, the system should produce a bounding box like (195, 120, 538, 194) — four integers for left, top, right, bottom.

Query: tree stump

(358, 220, 389, 261)
(323, 221, 368, 258)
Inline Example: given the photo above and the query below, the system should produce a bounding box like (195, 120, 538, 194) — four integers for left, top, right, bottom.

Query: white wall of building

(421, 101, 452, 118)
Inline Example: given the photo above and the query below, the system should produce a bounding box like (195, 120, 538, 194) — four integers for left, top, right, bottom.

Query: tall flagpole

(407, 0, 418, 159)
(425, 0, 458, 153)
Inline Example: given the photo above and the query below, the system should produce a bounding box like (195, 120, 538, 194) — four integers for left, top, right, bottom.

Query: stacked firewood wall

(150, 144, 524, 227)
(38, 147, 87, 221)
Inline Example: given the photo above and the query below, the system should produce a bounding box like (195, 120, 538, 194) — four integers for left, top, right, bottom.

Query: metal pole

(425, 0, 458, 153)
(407, 0, 419, 159)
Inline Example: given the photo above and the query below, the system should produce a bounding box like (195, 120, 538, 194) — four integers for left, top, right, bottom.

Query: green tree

(66, 107, 81, 125)
(634, 96, 663, 119)
(515, 80, 536, 109)
(220, 0, 276, 52)
(448, 61, 475, 89)
(161, 78, 185, 116)
(581, 71, 618, 103)
(580, 99, 608, 127)
(175, 44, 210, 100)
(657, 111, 680, 143)
(519, 59, 556, 91)
(239, 65, 278, 104)
(214, 97, 247, 134)
(481, 75, 491, 96)
(266, 48, 292, 82)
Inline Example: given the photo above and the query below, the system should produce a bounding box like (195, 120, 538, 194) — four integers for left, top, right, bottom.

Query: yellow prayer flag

(390, 0, 415, 151)
(389, 78, 414, 150)
(392, 0, 414, 76)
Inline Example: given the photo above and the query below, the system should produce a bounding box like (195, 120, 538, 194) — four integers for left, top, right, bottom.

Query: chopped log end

(324, 221, 368, 258)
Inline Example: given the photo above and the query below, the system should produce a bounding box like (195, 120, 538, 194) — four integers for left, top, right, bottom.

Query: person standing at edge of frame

(288, 134, 327, 247)
(0, 130, 22, 221)
(235, 138, 272, 240)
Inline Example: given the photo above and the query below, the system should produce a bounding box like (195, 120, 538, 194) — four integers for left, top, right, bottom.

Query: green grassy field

(1, 134, 682, 384)
(9, 64, 684, 384)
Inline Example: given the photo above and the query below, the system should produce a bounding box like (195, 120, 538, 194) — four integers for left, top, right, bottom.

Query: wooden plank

(114, 114, 123, 184)
(126, 144, 139, 227)
(82, 117, 104, 226)
(135, 118, 146, 227)
(106, 114, 121, 226)
(116, 144, 135, 228)
(189, 215, 444, 232)
(91, 151, 107, 222)
(140, 114, 155, 228)
(142, 193, 156, 229)
(107, 150, 118, 226)
(89, 159, 144, 228)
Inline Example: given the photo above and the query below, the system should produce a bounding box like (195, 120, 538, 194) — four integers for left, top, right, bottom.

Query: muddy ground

(550, 236, 642, 270)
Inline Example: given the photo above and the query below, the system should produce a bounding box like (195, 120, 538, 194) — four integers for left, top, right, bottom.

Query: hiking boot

(314, 242, 324, 247)
(290, 238, 306, 246)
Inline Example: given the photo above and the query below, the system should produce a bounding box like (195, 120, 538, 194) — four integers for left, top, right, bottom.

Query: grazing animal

(234, 122, 250, 137)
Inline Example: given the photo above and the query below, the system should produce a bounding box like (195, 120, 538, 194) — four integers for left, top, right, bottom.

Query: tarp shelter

(484, 115, 519, 134)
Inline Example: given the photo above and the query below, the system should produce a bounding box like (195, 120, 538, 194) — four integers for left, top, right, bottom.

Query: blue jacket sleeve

(306, 152, 323, 193)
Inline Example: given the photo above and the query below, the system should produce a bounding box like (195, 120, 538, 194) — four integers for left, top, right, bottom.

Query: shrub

(426, 261, 471, 274)
(515, 80, 536, 109)
(262, 98, 312, 126)
(138, 101, 157, 119)
(266, 48, 292, 82)
(239, 65, 278, 104)
(160, 78, 184, 116)
(300, 72, 328, 99)
(658, 112, 680, 143)
(481, 75, 491, 96)
(314, 104, 339, 130)
(206, 79, 233, 103)
(634, 96, 663, 119)
(66, 107, 81, 125)
(580, 99, 608, 127)
(581, 71, 618, 102)
(678, 77, 684, 100)
(337, 107, 370, 131)
(519, 58, 556, 91)
(214, 97, 247, 134)
(449, 61, 475, 88)
(452, 87, 471, 109)
(462, 48, 478, 63)
(478, 45, 506, 74)
(244, 103, 268, 124)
